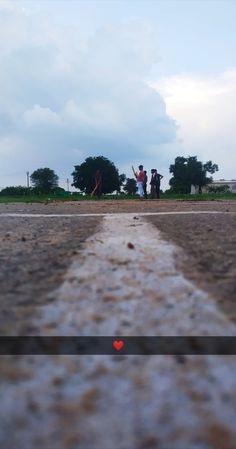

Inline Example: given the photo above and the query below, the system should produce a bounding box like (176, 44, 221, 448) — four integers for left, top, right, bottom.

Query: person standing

(150, 169, 163, 199)
(92, 169, 102, 198)
(133, 165, 145, 199)
(155, 170, 163, 199)
(143, 170, 148, 199)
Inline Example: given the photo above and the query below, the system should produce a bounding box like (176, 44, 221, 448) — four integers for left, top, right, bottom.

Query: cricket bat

(132, 165, 137, 179)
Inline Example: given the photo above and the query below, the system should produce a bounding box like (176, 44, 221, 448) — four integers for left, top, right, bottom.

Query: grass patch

(1, 192, 236, 203)
(161, 193, 236, 201)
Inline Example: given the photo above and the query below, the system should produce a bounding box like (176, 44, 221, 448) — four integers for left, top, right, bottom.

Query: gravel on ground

(0, 215, 101, 334)
(1, 198, 236, 215)
(148, 213, 236, 320)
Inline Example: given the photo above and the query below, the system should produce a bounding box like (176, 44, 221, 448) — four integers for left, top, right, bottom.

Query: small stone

(127, 242, 135, 249)
(52, 376, 65, 386)
(80, 387, 101, 412)
(27, 400, 39, 412)
(175, 354, 187, 364)
(139, 436, 160, 448)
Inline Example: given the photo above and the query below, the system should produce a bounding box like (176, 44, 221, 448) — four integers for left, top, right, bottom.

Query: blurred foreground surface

(0, 201, 236, 449)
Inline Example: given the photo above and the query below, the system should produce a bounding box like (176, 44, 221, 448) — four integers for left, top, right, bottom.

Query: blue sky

(1, 0, 236, 190)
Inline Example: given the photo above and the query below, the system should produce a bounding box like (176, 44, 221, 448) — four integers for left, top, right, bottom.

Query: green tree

(124, 178, 138, 195)
(169, 156, 219, 193)
(169, 156, 189, 193)
(0, 186, 31, 196)
(72, 156, 122, 194)
(30, 168, 59, 194)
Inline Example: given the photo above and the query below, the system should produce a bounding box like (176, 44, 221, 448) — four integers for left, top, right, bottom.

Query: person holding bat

(132, 164, 145, 199)
(91, 169, 102, 198)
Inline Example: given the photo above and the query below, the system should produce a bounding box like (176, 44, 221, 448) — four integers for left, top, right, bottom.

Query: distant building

(191, 180, 236, 194)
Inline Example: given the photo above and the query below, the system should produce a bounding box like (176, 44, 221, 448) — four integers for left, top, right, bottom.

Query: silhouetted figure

(143, 170, 148, 199)
(93, 169, 102, 198)
(150, 169, 163, 199)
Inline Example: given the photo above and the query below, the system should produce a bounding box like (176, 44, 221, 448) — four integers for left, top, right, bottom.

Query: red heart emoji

(113, 340, 124, 351)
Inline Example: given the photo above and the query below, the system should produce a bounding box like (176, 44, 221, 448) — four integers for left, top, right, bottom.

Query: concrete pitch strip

(1, 211, 236, 449)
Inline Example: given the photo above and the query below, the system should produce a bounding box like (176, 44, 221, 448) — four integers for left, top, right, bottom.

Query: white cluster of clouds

(152, 70, 236, 181)
(0, 1, 177, 188)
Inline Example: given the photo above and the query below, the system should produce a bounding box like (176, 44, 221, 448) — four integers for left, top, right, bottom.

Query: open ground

(0, 200, 236, 449)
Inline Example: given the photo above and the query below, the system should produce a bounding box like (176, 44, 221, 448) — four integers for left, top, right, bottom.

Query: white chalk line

(0, 210, 234, 218)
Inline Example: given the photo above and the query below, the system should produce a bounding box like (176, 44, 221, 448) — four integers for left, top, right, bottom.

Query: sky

(1, 0, 236, 191)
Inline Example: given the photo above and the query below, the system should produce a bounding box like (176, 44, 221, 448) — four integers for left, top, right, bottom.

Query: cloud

(151, 70, 236, 180)
(0, 2, 176, 187)
(23, 105, 61, 126)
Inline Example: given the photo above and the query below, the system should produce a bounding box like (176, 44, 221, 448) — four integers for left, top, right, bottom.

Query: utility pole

(26, 171, 30, 189)
(66, 178, 70, 193)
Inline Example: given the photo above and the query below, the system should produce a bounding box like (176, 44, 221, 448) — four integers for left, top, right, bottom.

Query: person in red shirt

(91, 169, 102, 198)
(133, 165, 145, 199)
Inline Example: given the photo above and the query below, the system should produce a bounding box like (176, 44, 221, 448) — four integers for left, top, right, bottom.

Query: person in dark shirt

(143, 170, 148, 199)
(150, 169, 163, 199)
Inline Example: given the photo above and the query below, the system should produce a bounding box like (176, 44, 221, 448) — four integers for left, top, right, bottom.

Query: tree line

(0, 155, 220, 196)
(168, 156, 219, 194)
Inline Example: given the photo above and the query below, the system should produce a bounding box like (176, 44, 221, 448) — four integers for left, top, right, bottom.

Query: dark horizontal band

(0, 336, 235, 355)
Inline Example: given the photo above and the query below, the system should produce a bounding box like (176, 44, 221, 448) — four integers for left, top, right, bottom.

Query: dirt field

(1, 200, 236, 449)
(0, 213, 101, 335)
(148, 212, 236, 320)
(1, 200, 236, 333)
(1, 198, 236, 214)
